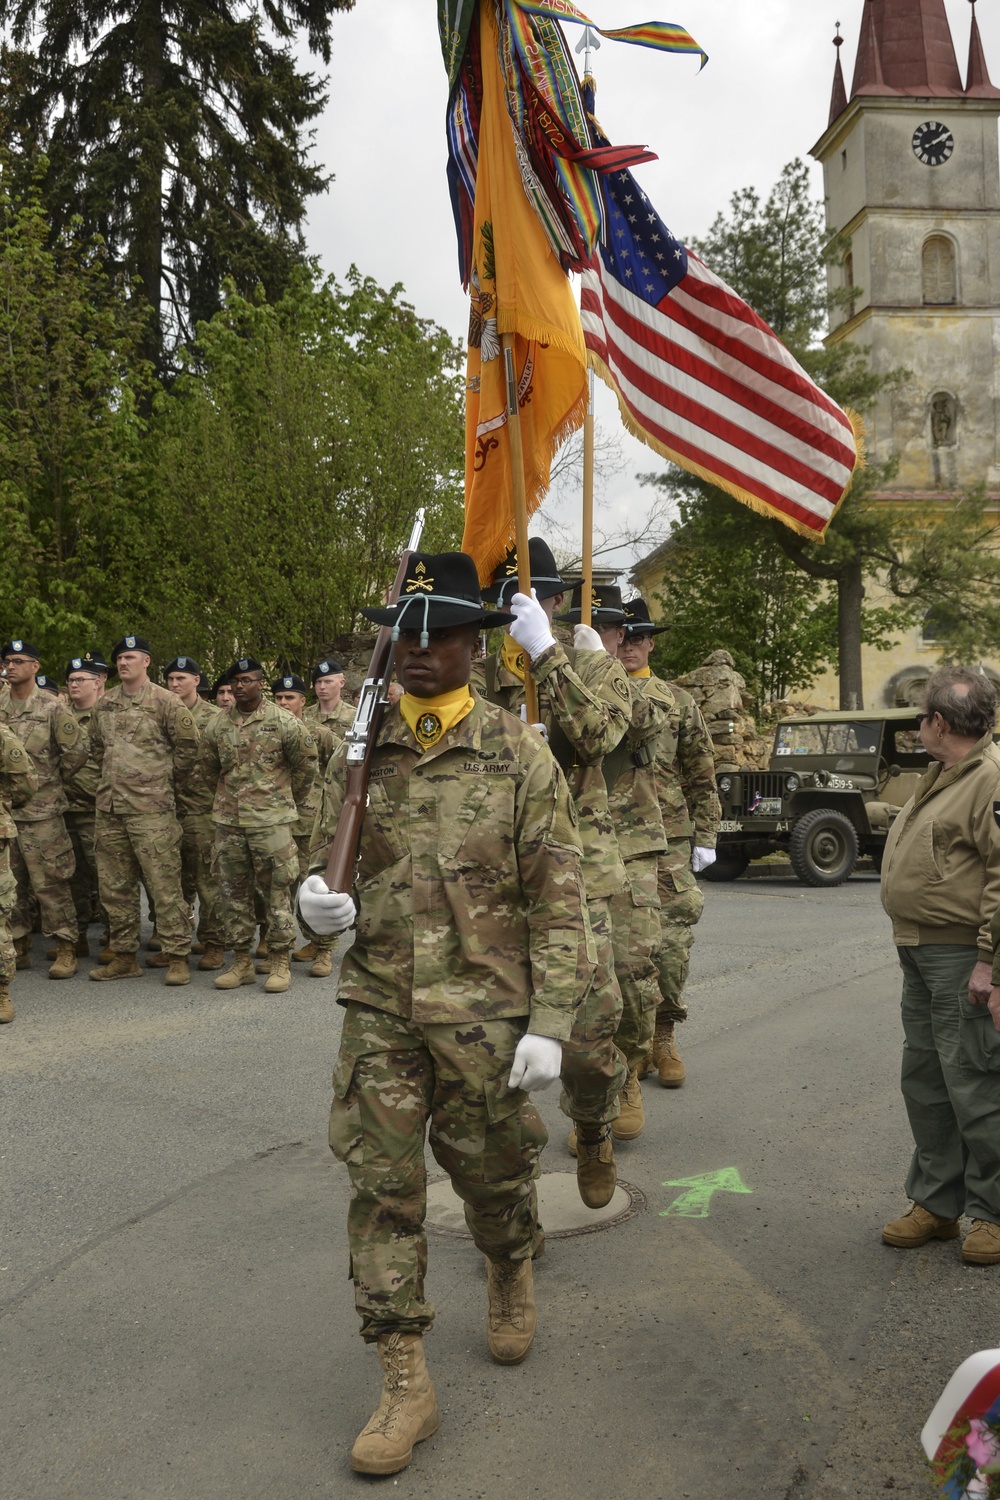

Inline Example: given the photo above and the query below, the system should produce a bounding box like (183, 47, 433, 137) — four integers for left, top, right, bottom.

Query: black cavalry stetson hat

(362, 552, 513, 643)
(622, 597, 669, 637)
(557, 582, 626, 625)
(482, 537, 572, 606)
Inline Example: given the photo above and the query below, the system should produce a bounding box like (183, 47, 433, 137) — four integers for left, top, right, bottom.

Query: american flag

(579, 106, 859, 540)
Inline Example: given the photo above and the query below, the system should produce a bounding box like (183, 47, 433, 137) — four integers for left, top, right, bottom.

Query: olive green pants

(329, 1001, 546, 1342)
(609, 855, 662, 1070)
(898, 944, 1000, 1225)
(559, 895, 626, 1124)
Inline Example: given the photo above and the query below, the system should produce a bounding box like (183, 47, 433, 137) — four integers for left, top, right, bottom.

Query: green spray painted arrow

(660, 1167, 753, 1218)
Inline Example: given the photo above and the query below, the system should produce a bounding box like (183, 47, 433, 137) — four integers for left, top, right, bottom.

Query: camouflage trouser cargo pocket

(610, 855, 662, 1069)
(328, 1052, 365, 1166)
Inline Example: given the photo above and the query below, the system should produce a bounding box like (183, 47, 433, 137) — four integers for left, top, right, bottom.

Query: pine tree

(0, 0, 356, 362)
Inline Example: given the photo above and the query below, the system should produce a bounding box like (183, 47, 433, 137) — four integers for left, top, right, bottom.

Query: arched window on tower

(843, 250, 854, 291)
(922, 236, 957, 305)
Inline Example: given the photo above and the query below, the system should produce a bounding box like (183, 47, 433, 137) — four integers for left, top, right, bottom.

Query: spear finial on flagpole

(574, 23, 602, 79)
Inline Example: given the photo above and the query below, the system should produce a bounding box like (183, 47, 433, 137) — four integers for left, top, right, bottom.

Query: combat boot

(264, 950, 291, 994)
(146, 932, 162, 953)
(254, 955, 272, 975)
(214, 952, 256, 990)
(485, 1256, 536, 1364)
(350, 1333, 439, 1475)
(651, 1021, 686, 1087)
(89, 954, 143, 982)
(14, 935, 31, 971)
(164, 956, 190, 986)
(254, 932, 268, 960)
(145, 949, 170, 968)
(611, 1068, 645, 1141)
(0, 981, 12, 1024)
(574, 1122, 617, 1209)
(197, 943, 226, 971)
(293, 941, 317, 963)
(49, 934, 90, 959)
(47, 939, 78, 980)
(881, 1203, 961, 1248)
(309, 947, 333, 978)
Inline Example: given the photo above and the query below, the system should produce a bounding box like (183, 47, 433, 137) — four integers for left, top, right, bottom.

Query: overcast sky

(304, 1, 1000, 573)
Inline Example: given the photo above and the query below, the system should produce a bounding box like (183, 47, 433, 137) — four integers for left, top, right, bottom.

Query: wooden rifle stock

(323, 510, 425, 892)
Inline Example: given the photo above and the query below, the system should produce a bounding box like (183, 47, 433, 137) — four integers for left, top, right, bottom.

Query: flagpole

(502, 332, 540, 723)
(581, 368, 595, 627)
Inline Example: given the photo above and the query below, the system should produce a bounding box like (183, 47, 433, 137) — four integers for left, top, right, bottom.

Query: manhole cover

(426, 1171, 645, 1240)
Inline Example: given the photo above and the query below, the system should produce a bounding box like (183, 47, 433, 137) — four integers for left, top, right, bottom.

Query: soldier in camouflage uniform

(200, 657, 317, 995)
(305, 657, 354, 741)
(555, 588, 672, 1141)
(273, 674, 339, 978)
(162, 656, 226, 971)
(64, 656, 109, 958)
(88, 635, 201, 985)
(477, 541, 629, 1209)
(300, 552, 593, 1476)
(620, 600, 721, 1087)
(0, 640, 88, 979)
(0, 725, 39, 1022)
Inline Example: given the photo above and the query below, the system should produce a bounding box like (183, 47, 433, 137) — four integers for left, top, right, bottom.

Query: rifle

(324, 508, 426, 892)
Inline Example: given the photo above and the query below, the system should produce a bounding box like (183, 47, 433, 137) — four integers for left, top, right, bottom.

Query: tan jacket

(201, 701, 317, 829)
(880, 733, 1000, 956)
(90, 680, 200, 815)
(0, 687, 87, 822)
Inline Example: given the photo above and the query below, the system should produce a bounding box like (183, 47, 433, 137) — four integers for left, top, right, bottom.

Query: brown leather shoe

(611, 1068, 645, 1141)
(962, 1220, 1000, 1265)
(574, 1122, 617, 1209)
(485, 1257, 536, 1364)
(882, 1203, 961, 1248)
(350, 1334, 439, 1475)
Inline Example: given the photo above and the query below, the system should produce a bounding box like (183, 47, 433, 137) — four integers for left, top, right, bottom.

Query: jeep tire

(789, 808, 859, 887)
(700, 849, 751, 883)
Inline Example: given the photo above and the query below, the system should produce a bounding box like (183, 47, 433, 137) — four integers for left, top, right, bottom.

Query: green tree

(645, 159, 1000, 708)
(0, 148, 154, 662)
(0, 0, 356, 361)
(144, 266, 465, 670)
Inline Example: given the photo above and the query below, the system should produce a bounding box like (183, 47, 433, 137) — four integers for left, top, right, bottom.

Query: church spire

(965, 0, 1000, 98)
(851, 0, 965, 100)
(829, 23, 848, 124)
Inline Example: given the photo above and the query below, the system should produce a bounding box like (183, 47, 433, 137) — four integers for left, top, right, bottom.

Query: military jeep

(705, 708, 930, 887)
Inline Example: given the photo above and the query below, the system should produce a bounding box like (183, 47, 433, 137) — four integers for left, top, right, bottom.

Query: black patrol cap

(164, 655, 201, 678)
(65, 655, 105, 680)
(229, 656, 264, 676)
(272, 674, 307, 696)
(1, 639, 41, 661)
(622, 597, 669, 637)
(111, 634, 152, 661)
(312, 658, 343, 683)
(482, 538, 573, 607)
(362, 552, 513, 644)
(35, 674, 59, 695)
(557, 582, 626, 626)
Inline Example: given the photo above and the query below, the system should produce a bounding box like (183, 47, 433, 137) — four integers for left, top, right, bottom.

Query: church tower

(810, 0, 1000, 703)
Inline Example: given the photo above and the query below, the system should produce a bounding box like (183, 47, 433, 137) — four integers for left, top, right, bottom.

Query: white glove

(508, 1033, 562, 1092)
(518, 704, 549, 740)
(692, 847, 717, 874)
(573, 623, 604, 652)
(299, 875, 356, 935)
(509, 590, 556, 662)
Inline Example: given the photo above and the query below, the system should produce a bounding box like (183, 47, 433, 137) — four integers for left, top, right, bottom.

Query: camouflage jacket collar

(378, 692, 488, 763)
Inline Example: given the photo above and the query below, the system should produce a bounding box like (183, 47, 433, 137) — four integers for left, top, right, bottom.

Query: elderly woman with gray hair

(879, 665, 1000, 1266)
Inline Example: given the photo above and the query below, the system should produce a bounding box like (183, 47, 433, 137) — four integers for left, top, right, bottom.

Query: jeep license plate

(753, 798, 783, 816)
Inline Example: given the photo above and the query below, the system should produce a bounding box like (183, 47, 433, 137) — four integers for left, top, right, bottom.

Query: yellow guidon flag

(462, 0, 587, 586)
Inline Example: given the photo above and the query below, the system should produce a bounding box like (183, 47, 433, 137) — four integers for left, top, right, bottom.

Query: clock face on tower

(912, 121, 955, 167)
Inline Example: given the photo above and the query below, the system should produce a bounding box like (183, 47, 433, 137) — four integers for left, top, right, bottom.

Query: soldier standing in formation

(478, 540, 628, 1209)
(88, 636, 200, 986)
(273, 673, 339, 979)
(620, 599, 721, 1087)
(306, 658, 354, 741)
(200, 658, 317, 995)
(64, 656, 109, 960)
(0, 724, 38, 1022)
(558, 585, 673, 1142)
(300, 552, 594, 1476)
(163, 655, 226, 972)
(0, 640, 87, 979)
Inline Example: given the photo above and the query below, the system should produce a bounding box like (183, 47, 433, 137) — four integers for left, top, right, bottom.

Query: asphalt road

(1, 873, 990, 1499)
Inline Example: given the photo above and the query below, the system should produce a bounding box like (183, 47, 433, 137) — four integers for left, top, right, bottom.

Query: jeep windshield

(774, 722, 881, 758)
